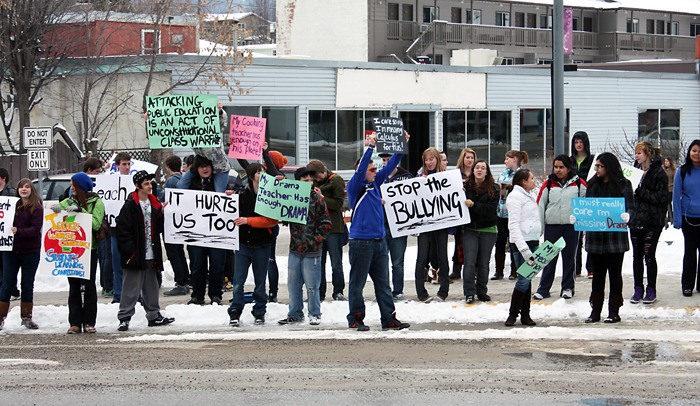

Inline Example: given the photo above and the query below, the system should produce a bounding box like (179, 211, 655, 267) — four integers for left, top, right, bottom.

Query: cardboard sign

(93, 175, 134, 227)
(255, 172, 312, 224)
(572, 197, 628, 232)
(586, 154, 643, 189)
(228, 115, 266, 160)
(146, 94, 221, 149)
(0, 196, 19, 251)
(381, 169, 469, 237)
(40, 212, 93, 280)
(371, 117, 406, 154)
(516, 237, 566, 280)
(164, 189, 239, 250)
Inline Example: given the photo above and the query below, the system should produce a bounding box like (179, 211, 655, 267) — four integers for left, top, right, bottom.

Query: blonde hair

(456, 148, 477, 173)
(421, 147, 445, 173)
(635, 141, 661, 157)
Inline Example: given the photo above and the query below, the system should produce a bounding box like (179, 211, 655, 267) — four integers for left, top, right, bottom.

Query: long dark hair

(15, 178, 42, 214)
(587, 152, 626, 196)
(71, 179, 89, 210)
(467, 159, 496, 198)
(680, 139, 700, 179)
(512, 169, 532, 188)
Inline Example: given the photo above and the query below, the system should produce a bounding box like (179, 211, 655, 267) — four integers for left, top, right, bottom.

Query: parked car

(32, 174, 73, 208)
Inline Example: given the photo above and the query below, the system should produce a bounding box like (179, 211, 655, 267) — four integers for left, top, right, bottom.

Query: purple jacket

(12, 205, 44, 254)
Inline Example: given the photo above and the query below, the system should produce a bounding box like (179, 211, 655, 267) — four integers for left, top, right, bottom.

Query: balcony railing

(599, 32, 696, 57)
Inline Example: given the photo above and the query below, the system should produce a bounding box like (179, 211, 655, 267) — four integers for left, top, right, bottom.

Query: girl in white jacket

(504, 169, 542, 326)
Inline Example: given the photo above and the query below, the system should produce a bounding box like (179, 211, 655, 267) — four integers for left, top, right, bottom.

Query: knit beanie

(268, 151, 288, 170)
(71, 172, 95, 193)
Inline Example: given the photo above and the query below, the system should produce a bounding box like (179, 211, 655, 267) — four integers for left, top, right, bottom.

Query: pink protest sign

(228, 115, 266, 160)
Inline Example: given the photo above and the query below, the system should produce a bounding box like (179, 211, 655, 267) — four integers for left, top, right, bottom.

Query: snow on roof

(202, 12, 255, 22)
(195, 39, 273, 58)
(59, 11, 197, 25)
(505, 0, 700, 15)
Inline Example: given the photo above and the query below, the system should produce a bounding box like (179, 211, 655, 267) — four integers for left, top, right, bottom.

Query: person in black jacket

(462, 159, 500, 303)
(628, 142, 668, 305)
(570, 131, 595, 279)
(115, 171, 174, 332)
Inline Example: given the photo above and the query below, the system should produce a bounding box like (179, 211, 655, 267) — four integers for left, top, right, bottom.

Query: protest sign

(93, 175, 134, 227)
(106, 154, 158, 175)
(146, 94, 221, 149)
(371, 117, 406, 154)
(516, 237, 566, 280)
(572, 197, 628, 232)
(586, 154, 644, 189)
(381, 169, 468, 238)
(255, 172, 312, 225)
(164, 189, 239, 250)
(0, 196, 19, 251)
(40, 212, 93, 280)
(228, 115, 266, 160)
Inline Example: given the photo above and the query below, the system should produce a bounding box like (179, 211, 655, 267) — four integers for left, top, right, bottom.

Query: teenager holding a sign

(534, 155, 587, 301)
(628, 142, 668, 305)
(583, 153, 634, 323)
(673, 140, 700, 297)
(449, 148, 477, 281)
(462, 160, 500, 304)
(493, 150, 529, 280)
(0, 179, 43, 331)
(504, 169, 540, 326)
(414, 147, 450, 302)
(571, 132, 595, 279)
(0, 167, 20, 301)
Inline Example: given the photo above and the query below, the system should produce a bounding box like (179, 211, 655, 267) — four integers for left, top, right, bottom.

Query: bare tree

(248, 0, 275, 22)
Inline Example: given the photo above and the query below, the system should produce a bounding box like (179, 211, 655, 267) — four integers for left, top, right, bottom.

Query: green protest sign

(516, 237, 566, 280)
(255, 172, 312, 224)
(146, 94, 221, 149)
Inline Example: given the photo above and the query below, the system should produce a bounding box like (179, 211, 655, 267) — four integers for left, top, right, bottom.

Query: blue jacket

(673, 166, 700, 228)
(347, 147, 401, 239)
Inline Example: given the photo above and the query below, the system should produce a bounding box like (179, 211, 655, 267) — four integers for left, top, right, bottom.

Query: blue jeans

(320, 232, 345, 299)
(111, 234, 123, 301)
(164, 242, 190, 286)
(346, 239, 396, 328)
(462, 229, 498, 297)
(385, 231, 408, 296)
(0, 252, 40, 302)
(188, 245, 225, 300)
(267, 225, 280, 295)
(536, 224, 578, 297)
(97, 235, 113, 291)
(178, 170, 229, 193)
(287, 252, 322, 319)
(228, 244, 269, 317)
(511, 241, 539, 293)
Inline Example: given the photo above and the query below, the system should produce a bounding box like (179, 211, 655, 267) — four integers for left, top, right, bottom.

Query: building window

(466, 9, 481, 25)
(388, 3, 399, 21)
(583, 17, 593, 32)
(626, 18, 639, 33)
(656, 20, 665, 35)
(443, 110, 511, 166)
(572, 17, 579, 31)
(262, 107, 297, 165)
(526, 13, 537, 28)
(309, 110, 336, 169)
(141, 29, 159, 54)
(402, 4, 413, 21)
(237, 23, 246, 29)
(423, 6, 438, 23)
(646, 19, 655, 34)
(669, 21, 679, 35)
(540, 14, 552, 29)
(451, 7, 462, 23)
(514, 12, 524, 28)
(520, 108, 570, 173)
(171, 34, 184, 46)
(501, 57, 514, 65)
(691, 23, 700, 37)
(638, 109, 681, 156)
(496, 12, 510, 27)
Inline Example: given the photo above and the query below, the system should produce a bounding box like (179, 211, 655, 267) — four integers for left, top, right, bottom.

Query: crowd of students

(1, 131, 699, 332)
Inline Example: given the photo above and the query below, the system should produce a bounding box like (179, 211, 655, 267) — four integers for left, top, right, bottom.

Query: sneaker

(683, 289, 693, 297)
(268, 293, 278, 303)
(278, 317, 301, 325)
(187, 297, 206, 305)
(10, 295, 19, 301)
(309, 316, 321, 326)
(163, 285, 188, 296)
(433, 295, 446, 302)
(148, 313, 175, 327)
(532, 292, 544, 300)
(418, 294, 432, 303)
(117, 320, 129, 331)
(561, 289, 573, 299)
(642, 287, 656, 304)
(103, 289, 114, 298)
(587, 271, 594, 279)
(630, 286, 643, 304)
(465, 295, 475, 304)
(490, 273, 504, 280)
(224, 281, 233, 291)
(83, 325, 97, 334)
(477, 294, 491, 302)
(254, 315, 265, 325)
(228, 309, 242, 327)
(332, 293, 346, 301)
(67, 325, 81, 334)
(349, 313, 370, 331)
(210, 296, 222, 305)
(383, 312, 410, 330)
(393, 293, 405, 302)
(111, 299, 120, 304)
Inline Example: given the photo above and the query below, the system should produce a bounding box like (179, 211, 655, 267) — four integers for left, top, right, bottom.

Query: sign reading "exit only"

(27, 149, 50, 171)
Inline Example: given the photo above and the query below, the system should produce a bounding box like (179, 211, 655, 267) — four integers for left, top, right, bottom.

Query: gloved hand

(51, 204, 61, 214)
(620, 212, 630, 223)
(65, 205, 80, 213)
(569, 215, 577, 224)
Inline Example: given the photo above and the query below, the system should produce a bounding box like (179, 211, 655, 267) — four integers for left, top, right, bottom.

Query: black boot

(586, 292, 604, 323)
(504, 288, 523, 326)
(604, 292, 623, 323)
(520, 288, 537, 326)
(492, 254, 505, 280)
(508, 257, 518, 280)
(448, 261, 461, 280)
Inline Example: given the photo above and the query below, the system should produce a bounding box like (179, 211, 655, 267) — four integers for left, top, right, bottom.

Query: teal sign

(572, 197, 627, 232)
(516, 237, 566, 280)
(255, 173, 312, 225)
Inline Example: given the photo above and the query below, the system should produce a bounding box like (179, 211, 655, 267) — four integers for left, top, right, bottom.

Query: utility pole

(552, 0, 565, 157)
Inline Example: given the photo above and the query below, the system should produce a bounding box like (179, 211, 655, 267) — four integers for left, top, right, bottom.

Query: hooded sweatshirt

(570, 131, 594, 181)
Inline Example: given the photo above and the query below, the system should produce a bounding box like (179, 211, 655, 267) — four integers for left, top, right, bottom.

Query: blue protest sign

(571, 197, 628, 232)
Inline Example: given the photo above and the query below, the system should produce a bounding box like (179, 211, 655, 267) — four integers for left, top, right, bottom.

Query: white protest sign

(587, 154, 644, 189)
(93, 175, 134, 227)
(40, 211, 93, 280)
(381, 169, 469, 237)
(0, 196, 19, 251)
(164, 189, 239, 250)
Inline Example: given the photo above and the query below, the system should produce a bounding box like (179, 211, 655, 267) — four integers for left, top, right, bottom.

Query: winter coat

(536, 173, 587, 225)
(289, 189, 332, 256)
(464, 182, 499, 230)
(506, 185, 542, 260)
(115, 192, 164, 271)
(496, 168, 518, 218)
(382, 166, 414, 237)
(0, 185, 15, 196)
(11, 204, 43, 254)
(159, 172, 182, 202)
(238, 184, 278, 248)
(318, 171, 346, 234)
(629, 156, 668, 229)
(673, 165, 700, 227)
(60, 192, 105, 250)
(570, 131, 594, 181)
(584, 178, 634, 254)
(664, 166, 674, 193)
